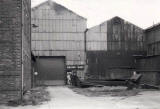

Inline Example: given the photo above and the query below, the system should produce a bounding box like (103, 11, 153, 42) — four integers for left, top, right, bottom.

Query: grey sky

(31, 0, 160, 29)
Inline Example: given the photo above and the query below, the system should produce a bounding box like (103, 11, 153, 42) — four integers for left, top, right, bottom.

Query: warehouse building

(86, 17, 146, 81)
(31, 1, 160, 86)
(136, 24, 160, 85)
(31, 0, 87, 85)
(0, 0, 31, 102)
(86, 17, 160, 85)
(0, 0, 159, 104)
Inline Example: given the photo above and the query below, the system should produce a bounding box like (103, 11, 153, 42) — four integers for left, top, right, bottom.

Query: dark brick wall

(0, 0, 22, 102)
(0, 0, 31, 102)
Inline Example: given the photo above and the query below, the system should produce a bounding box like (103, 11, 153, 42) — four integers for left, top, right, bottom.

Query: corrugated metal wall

(86, 51, 146, 80)
(136, 56, 160, 85)
(136, 56, 160, 71)
(86, 17, 146, 80)
(146, 25, 160, 55)
(86, 16, 145, 52)
(86, 22, 107, 51)
(31, 1, 87, 66)
(134, 24, 160, 85)
(107, 17, 145, 51)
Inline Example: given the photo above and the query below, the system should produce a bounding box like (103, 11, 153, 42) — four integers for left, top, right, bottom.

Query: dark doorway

(36, 56, 66, 86)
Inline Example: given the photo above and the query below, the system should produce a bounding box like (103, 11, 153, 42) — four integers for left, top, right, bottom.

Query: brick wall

(0, 0, 31, 103)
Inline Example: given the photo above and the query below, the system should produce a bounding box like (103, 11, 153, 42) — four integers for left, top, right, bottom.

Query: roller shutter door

(36, 57, 65, 86)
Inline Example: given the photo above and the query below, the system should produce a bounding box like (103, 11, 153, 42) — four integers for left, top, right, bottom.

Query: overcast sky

(31, 0, 160, 29)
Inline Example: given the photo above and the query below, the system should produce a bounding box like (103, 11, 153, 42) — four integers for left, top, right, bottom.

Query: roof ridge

(32, 0, 87, 20)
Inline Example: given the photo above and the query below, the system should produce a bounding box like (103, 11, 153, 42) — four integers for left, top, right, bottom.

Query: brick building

(0, 0, 31, 102)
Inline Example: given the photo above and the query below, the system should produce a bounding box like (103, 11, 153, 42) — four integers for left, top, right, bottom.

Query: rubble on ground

(71, 86, 142, 97)
(7, 87, 50, 106)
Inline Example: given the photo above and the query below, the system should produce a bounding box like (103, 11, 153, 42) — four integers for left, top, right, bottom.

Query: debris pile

(89, 86, 127, 92)
(72, 86, 141, 97)
(8, 87, 50, 106)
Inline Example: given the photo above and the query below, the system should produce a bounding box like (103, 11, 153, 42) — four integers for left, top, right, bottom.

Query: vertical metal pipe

(84, 29, 88, 52)
(21, 0, 24, 100)
(29, 0, 32, 88)
(84, 29, 88, 65)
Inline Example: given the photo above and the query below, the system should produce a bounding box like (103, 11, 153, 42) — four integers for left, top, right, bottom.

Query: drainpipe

(83, 29, 89, 80)
(84, 29, 88, 52)
(84, 29, 88, 65)
(21, 0, 24, 100)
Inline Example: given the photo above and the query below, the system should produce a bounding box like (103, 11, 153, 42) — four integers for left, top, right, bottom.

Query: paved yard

(0, 86, 160, 109)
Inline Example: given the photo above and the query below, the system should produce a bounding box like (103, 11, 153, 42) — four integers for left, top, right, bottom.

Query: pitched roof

(32, 0, 87, 20)
(145, 22, 160, 32)
(88, 16, 143, 30)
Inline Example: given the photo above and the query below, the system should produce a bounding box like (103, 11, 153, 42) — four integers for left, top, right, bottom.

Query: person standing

(67, 72, 71, 85)
(71, 69, 77, 86)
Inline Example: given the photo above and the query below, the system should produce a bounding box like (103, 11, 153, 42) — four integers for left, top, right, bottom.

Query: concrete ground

(0, 86, 160, 109)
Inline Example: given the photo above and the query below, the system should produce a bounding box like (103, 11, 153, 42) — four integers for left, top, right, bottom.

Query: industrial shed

(0, 0, 31, 102)
(86, 16, 145, 51)
(31, 1, 160, 86)
(145, 24, 160, 56)
(136, 24, 160, 85)
(86, 17, 146, 80)
(31, 0, 87, 85)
